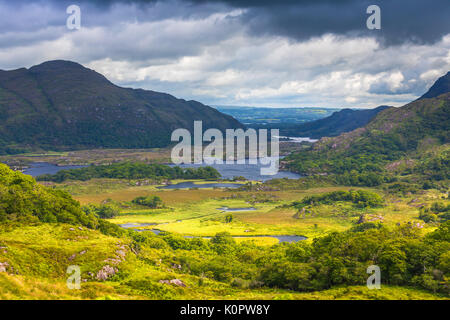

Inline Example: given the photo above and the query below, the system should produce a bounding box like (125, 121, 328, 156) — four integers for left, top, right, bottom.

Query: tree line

(36, 162, 221, 182)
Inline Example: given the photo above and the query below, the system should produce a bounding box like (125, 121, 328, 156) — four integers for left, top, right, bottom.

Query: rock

(0, 261, 9, 273)
(69, 228, 75, 231)
(68, 254, 77, 261)
(171, 263, 182, 270)
(104, 258, 122, 265)
(293, 207, 306, 219)
(170, 279, 186, 287)
(79, 250, 87, 255)
(96, 265, 117, 281)
(78, 227, 83, 231)
(159, 279, 187, 287)
(115, 250, 126, 258)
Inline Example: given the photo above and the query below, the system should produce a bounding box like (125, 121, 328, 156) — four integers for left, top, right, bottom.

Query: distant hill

(215, 106, 338, 125)
(419, 71, 450, 100)
(286, 71, 450, 179)
(316, 93, 449, 155)
(0, 60, 243, 154)
(286, 106, 391, 139)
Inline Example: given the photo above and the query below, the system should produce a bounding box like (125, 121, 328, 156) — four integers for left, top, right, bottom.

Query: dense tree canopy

(36, 162, 221, 182)
(0, 163, 97, 227)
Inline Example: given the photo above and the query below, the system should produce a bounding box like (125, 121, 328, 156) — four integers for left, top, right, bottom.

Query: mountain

(286, 106, 391, 139)
(419, 71, 450, 100)
(0, 60, 243, 154)
(316, 93, 449, 154)
(286, 71, 450, 179)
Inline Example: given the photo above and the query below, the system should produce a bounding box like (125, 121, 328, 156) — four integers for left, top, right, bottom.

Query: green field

(0, 223, 447, 300)
(57, 179, 440, 240)
(1, 162, 448, 300)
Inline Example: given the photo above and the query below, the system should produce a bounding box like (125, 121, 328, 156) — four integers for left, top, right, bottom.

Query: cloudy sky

(0, 0, 449, 108)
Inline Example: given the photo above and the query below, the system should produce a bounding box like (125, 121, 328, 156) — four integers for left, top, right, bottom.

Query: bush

(292, 190, 384, 209)
(82, 203, 120, 219)
(0, 163, 97, 228)
(132, 196, 163, 208)
(224, 214, 233, 223)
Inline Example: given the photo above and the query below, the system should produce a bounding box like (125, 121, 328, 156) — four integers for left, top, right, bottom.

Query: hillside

(285, 72, 450, 180)
(0, 60, 243, 154)
(285, 105, 391, 139)
(0, 159, 448, 300)
(0, 162, 97, 227)
(419, 71, 450, 100)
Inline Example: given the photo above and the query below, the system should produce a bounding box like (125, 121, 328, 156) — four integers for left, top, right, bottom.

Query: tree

(225, 214, 233, 223)
(132, 195, 163, 208)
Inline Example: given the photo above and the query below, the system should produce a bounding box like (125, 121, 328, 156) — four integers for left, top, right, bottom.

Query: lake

(23, 162, 87, 177)
(158, 182, 244, 189)
(276, 136, 318, 143)
(218, 207, 256, 212)
(24, 156, 302, 183)
(171, 157, 301, 181)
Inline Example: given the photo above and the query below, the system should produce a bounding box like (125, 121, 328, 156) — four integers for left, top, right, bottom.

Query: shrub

(132, 196, 163, 208)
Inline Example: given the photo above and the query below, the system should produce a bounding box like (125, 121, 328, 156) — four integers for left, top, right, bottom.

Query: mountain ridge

(286, 71, 450, 178)
(287, 105, 391, 139)
(0, 60, 243, 154)
(419, 71, 450, 100)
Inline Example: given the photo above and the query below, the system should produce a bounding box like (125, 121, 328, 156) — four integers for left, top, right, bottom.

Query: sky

(0, 0, 449, 108)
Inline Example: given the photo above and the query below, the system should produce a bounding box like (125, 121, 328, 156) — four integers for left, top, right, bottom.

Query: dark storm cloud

(0, 0, 230, 32)
(1, 0, 448, 107)
(19, 0, 447, 45)
(205, 0, 450, 46)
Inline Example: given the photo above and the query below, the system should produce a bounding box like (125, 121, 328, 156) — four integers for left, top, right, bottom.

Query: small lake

(171, 157, 301, 181)
(218, 207, 256, 212)
(277, 136, 318, 143)
(118, 223, 158, 228)
(23, 162, 87, 177)
(158, 182, 244, 189)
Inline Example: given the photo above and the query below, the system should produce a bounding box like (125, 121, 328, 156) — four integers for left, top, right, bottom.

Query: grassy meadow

(0, 223, 447, 300)
(1, 161, 448, 300)
(53, 179, 440, 240)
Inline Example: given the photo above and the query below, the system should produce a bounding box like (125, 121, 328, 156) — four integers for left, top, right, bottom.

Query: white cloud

(0, 2, 449, 108)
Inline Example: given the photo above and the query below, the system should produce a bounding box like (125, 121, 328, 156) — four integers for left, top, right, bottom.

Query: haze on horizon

(0, 0, 449, 109)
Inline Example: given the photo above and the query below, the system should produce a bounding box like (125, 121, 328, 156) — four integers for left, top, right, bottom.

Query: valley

(0, 64, 448, 301)
(0, 161, 448, 299)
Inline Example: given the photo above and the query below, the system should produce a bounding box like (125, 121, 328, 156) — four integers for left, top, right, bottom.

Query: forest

(36, 162, 221, 182)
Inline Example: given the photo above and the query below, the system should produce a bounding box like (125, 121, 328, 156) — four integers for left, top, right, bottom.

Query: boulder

(170, 279, 186, 287)
(0, 261, 9, 273)
(96, 265, 117, 281)
(159, 279, 187, 287)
